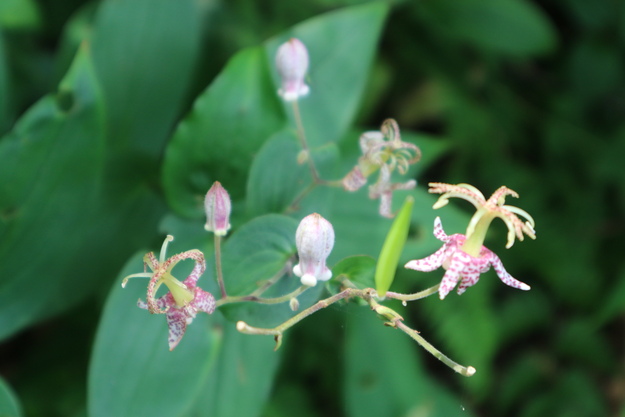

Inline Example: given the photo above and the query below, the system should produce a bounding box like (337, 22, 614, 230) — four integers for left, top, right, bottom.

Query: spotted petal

(438, 251, 472, 299)
(490, 253, 531, 291)
(165, 308, 189, 351)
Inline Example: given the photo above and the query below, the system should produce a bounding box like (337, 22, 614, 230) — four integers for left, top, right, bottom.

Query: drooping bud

(292, 213, 334, 287)
(276, 38, 310, 102)
(204, 181, 231, 236)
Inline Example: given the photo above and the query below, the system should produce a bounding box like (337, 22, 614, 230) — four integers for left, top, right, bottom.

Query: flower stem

(216, 285, 309, 307)
(291, 100, 322, 183)
(237, 287, 363, 350)
(214, 235, 227, 298)
(393, 320, 476, 377)
(236, 282, 476, 376)
(384, 284, 440, 302)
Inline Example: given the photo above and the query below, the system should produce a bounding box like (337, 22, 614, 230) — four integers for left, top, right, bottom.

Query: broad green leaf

(266, 2, 389, 147)
(163, 46, 285, 218)
(0, 46, 105, 339)
(246, 131, 340, 217)
(0, 377, 22, 417)
(190, 317, 282, 417)
(219, 214, 298, 297)
(345, 307, 476, 417)
(91, 0, 203, 161)
(0, 0, 41, 30)
(375, 196, 413, 297)
(332, 255, 376, 289)
(422, 0, 557, 56)
(88, 254, 218, 417)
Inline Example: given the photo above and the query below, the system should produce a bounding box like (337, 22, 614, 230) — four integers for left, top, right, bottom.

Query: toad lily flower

(342, 119, 421, 217)
(276, 38, 310, 101)
(122, 236, 215, 350)
(293, 213, 335, 287)
(405, 183, 536, 300)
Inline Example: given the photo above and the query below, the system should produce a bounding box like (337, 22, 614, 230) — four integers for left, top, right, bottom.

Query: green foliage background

(0, 0, 624, 416)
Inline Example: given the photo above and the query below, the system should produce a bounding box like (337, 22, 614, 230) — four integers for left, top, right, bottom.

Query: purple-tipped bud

(293, 213, 334, 286)
(276, 38, 310, 102)
(204, 181, 231, 236)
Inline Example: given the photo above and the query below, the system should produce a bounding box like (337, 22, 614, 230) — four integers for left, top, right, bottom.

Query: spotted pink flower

(122, 236, 216, 350)
(405, 217, 530, 300)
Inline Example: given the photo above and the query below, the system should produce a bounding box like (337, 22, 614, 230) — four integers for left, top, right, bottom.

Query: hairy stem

(385, 284, 440, 302)
(216, 285, 309, 308)
(214, 235, 227, 298)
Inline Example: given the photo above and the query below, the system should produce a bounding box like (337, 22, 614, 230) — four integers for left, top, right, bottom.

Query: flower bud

(276, 38, 310, 102)
(293, 213, 334, 286)
(204, 181, 231, 236)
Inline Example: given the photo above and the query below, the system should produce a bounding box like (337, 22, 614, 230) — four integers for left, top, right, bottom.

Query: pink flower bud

(276, 38, 310, 101)
(204, 181, 231, 236)
(293, 213, 334, 287)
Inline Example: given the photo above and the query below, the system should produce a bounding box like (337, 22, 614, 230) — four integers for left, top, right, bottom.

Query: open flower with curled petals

(122, 236, 215, 350)
(293, 213, 335, 287)
(276, 38, 310, 101)
(405, 217, 530, 299)
(405, 183, 535, 299)
(342, 119, 421, 217)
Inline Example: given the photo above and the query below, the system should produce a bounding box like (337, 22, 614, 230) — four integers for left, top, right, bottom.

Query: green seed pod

(375, 196, 414, 297)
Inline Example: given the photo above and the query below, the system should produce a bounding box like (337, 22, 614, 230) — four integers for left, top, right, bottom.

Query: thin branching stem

(216, 285, 309, 308)
(214, 235, 227, 298)
(291, 100, 322, 183)
(236, 281, 476, 376)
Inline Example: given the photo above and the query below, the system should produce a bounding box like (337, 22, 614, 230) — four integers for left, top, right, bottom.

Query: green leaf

(344, 306, 477, 417)
(423, 0, 557, 56)
(189, 317, 282, 417)
(332, 255, 376, 289)
(88, 253, 218, 417)
(266, 2, 389, 146)
(246, 131, 340, 217)
(91, 0, 203, 162)
(0, 45, 105, 339)
(0, 0, 41, 30)
(163, 46, 285, 218)
(0, 377, 22, 417)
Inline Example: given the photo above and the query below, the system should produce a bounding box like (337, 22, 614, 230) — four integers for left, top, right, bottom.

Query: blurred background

(0, 0, 624, 416)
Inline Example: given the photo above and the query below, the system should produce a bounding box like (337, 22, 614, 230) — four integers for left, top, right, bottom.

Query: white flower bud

(204, 181, 231, 236)
(276, 38, 310, 102)
(292, 213, 334, 286)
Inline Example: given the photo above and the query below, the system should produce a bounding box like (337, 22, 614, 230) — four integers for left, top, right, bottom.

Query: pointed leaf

(0, 46, 105, 339)
(163, 46, 285, 218)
